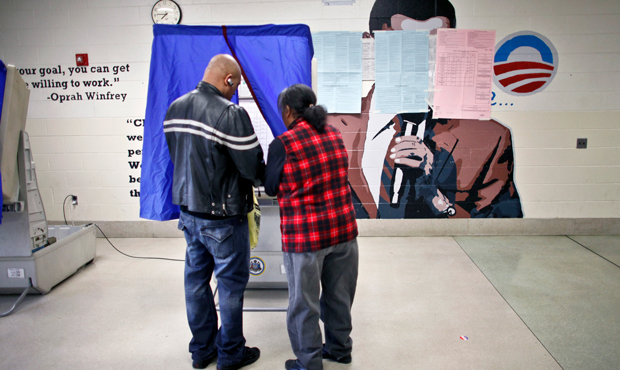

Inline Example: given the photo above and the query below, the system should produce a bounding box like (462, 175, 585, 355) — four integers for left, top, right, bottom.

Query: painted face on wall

(368, 0, 456, 37)
(385, 15, 450, 34)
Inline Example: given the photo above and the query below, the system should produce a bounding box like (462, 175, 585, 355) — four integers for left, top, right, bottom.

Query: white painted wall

(0, 0, 618, 221)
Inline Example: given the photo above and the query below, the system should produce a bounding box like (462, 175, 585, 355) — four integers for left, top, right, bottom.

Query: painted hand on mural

(387, 135, 433, 176)
(384, 134, 453, 216)
(376, 114, 457, 219)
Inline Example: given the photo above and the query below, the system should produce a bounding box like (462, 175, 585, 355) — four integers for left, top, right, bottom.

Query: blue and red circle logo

(493, 31, 558, 96)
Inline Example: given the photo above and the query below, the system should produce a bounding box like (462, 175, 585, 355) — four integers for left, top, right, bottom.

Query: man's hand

(387, 135, 434, 176)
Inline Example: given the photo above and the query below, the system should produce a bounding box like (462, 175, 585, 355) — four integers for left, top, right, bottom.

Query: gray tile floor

(1, 235, 618, 370)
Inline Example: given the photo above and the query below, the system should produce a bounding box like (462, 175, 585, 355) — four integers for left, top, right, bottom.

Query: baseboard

(356, 218, 620, 237)
(49, 218, 620, 238)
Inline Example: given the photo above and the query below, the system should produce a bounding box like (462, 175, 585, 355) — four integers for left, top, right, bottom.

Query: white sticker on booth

(7, 268, 25, 278)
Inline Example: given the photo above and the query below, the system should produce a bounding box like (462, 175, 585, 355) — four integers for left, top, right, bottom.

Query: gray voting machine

(0, 64, 96, 316)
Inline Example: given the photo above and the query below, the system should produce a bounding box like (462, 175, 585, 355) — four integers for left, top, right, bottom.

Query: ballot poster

(432, 29, 496, 120)
(312, 32, 363, 114)
(373, 30, 430, 114)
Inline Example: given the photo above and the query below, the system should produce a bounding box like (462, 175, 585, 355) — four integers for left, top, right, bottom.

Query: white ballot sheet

(313, 32, 363, 113)
(239, 99, 274, 159)
(433, 29, 496, 120)
(362, 38, 375, 81)
(373, 30, 430, 114)
(427, 34, 438, 108)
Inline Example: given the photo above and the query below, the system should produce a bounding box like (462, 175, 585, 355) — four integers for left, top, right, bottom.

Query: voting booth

(141, 24, 314, 288)
(0, 61, 96, 312)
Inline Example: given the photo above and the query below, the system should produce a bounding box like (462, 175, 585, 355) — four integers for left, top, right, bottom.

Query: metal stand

(214, 285, 288, 312)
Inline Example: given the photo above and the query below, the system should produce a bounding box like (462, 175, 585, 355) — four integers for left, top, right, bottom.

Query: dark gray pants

(283, 238, 359, 370)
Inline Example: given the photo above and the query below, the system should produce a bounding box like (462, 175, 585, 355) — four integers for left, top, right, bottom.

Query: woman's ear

(282, 105, 294, 127)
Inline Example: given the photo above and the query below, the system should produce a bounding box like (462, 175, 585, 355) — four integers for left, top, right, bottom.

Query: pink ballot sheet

(433, 29, 496, 120)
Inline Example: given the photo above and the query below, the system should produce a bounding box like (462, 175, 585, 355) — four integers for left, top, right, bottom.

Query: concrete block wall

(0, 0, 618, 230)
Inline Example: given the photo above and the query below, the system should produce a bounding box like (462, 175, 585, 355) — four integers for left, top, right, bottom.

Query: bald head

(203, 54, 242, 100)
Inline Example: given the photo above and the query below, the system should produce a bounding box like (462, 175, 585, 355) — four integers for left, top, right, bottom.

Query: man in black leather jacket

(164, 54, 265, 370)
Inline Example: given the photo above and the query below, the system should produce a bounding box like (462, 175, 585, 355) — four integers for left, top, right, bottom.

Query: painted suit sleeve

(467, 126, 523, 218)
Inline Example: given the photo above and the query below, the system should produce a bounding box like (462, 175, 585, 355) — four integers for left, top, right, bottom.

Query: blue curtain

(140, 24, 313, 221)
(0, 60, 6, 225)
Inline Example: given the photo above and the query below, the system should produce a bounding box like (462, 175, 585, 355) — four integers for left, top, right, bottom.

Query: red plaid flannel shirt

(277, 119, 358, 253)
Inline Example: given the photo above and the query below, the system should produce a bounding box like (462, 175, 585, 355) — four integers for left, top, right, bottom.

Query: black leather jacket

(164, 82, 265, 217)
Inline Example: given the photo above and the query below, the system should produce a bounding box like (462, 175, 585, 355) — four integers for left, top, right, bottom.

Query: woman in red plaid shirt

(264, 84, 359, 370)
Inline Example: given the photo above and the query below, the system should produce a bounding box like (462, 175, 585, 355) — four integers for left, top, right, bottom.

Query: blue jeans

(284, 238, 359, 370)
(178, 211, 250, 366)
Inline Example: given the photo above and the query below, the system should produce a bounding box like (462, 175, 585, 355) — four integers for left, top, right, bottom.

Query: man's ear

(225, 74, 234, 87)
(381, 23, 392, 30)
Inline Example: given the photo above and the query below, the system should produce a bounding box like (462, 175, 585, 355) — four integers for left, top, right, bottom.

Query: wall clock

(152, 0, 182, 24)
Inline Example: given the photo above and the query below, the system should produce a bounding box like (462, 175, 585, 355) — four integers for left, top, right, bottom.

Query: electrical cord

(62, 195, 74, 226)
(0, 280, 31, 318)
(92, 224, 184, 262)
(62, 194, 183, 262)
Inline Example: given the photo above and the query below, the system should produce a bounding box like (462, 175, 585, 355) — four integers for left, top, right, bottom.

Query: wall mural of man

(327, 0, 523, 219)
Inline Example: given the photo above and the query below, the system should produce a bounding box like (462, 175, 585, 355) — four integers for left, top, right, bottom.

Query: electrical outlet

(71, 195, 78, 205)
(577, 138, 587, 149)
